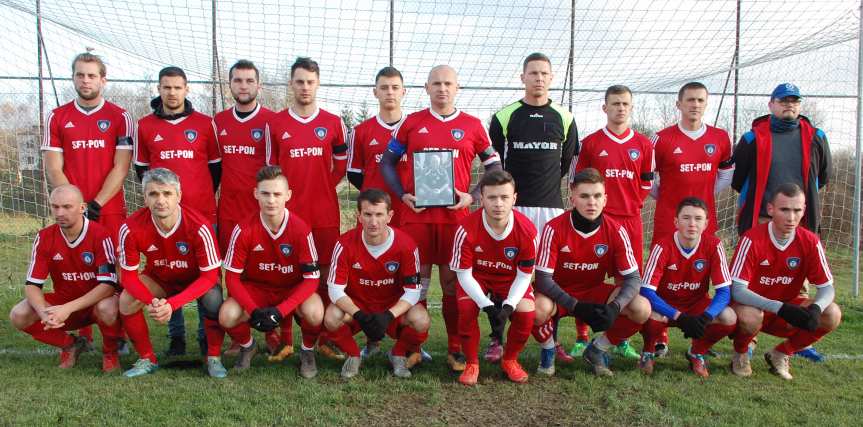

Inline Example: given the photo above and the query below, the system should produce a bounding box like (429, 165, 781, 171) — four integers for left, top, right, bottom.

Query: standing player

(134, 66, 221, 357)
(41, 53, 133, 347)
(219, 166, 324, 378)
(728, 183, 840, 380)
(117, 168, 225, 378)
(487, 52, 578, 364)
(639, 197, 736, 377)
(380, 64, 502, 371)
(647, 82, 733, 356)
(325, 189, 429, 379)
(9, 185, 122, 372)
(531, 168, 650, 376)
(571, 85, 654, 360)
(450, 170, 537, 385)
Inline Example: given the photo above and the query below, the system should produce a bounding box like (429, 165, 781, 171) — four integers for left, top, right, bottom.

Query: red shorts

(312, 227, 340, 267)
(455, 278, 535, 302)
(96, 213, 126, 246)
(669, 296, 712, 317)
(43, 293, 103, 330)
(606, 213, 644, 269)
(400, 222, 457, 265)
(554, 284, 616, 317)
(760, 295, 809, 338)
(217, 217, 240, 254)
(242, 286, 294, 310)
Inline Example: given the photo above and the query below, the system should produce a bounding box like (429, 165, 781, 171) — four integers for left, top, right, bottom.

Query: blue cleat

(123, 358, 158, 378)
(206, 357, 228, 378)
(537, 347, 556, 376)
(795, 347, 826, 363)
(583, 342, 613, 377)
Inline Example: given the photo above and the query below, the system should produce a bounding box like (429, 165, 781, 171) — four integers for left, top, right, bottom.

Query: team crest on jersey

(627, 149, 640, 161)
(96, 120, 110, 132)
(251, 128, 264, 142)
(594, 244, 608, 257)
(176, 242, 190, 255)
(184, 130, 198, 143)
(704, 144, 716, 156)
(787, 257, 801, 270)
(279, 244, 293, 257)
(385, 261, 400, 273)
(503, 247, 519, 260)
(451, 129, 465, 141)
(314, 127, 327, 140)
(81, 251, 94, 265)
(693, 259, 707, 272)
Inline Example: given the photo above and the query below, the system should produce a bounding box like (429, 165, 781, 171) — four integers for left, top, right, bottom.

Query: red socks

(605, 315, 642, 346)
(23, 322, 74, 348)
(329, 324, 361, 357)
(442, 293, 460, 354)
(503, 310, 534, 360)
(121, 311, 156, 363)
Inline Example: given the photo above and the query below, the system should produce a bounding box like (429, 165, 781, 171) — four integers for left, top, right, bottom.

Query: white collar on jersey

(164, 116, 190, 125)
(375, 114, 404, 130)
(289, 107, 320, 124)
(673, 231, 701, 260)
(60, 216, 90, 248)
(677, 122, 707, 140)
(232, 103, 261, 123)
(260, 208, 289, 240)
(601, 127, 634, 144)
(74, 98, 106, 116)
(768, 221, 795, 251)
(429, 108, 461, 123)
(151, 206, 183, 239)
(482, 210, 515, 241)
(362, 226, 395, 259)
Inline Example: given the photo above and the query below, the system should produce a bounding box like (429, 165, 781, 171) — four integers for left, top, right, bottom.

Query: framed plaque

(413, 149, 456, 208)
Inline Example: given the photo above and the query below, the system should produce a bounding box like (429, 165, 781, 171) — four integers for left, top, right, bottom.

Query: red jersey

(536, 213, 639, 294)
(450, 209, 537, 285)
(224, 209, 319, 289)
(642, 232, 731, 308)
(265, 107, 348, 229)
(730, 222, 832, 302)
(213, 104, 276, 224)
(348, 115, 409, 224)
(328, 227, 420, 312)
(573, 127, 653, 217)
(26, 218, 116, 301)
(41, 99, 134, 215)
(134, 112, 221, 222)
(118, 206, 221, 299)
(651, 124, 732, 240)
(390, 108, 500, 225)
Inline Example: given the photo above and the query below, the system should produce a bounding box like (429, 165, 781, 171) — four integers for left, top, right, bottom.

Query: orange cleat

(458, 363, 480, 386)
(501, 359, 529, 383)
(102, 352, 120, 373)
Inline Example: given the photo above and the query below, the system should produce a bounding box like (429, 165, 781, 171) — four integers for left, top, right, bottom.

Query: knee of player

(302, 297, 325, 325)
(734, 305, 763, 331)
(9, 301, 34, 329)
(821, 303, 842, 330)
(118, 291, 143, 315)
(407, 306, 431, 332)
(533, 301, 552, 324)
(716, 306, 737, 326)
(323, 306, 345, 331)
(515, 298, 535, 313)
(94, 297, 119, 324)
(198, 287, 224, 321)
(218, 299, 242, 328)
(626, 295, 651, 322)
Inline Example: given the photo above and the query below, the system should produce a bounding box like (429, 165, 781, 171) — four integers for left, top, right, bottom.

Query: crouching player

(9, 184, 123, 372)
(325, 189, 428, 379)
(450, 170, 537, 385)
(532, 168, 650, 376)
(117, 168, 225, 378)
(729, 183, 840, 380)
(219, 166, 324, 378)
(639, 197, 735, 377)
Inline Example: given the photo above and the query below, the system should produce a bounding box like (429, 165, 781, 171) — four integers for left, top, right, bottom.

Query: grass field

(0, 218, 861, 426)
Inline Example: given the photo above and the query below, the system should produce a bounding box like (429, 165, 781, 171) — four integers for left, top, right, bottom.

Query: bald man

(380, 64, 502, 371)
(9, 185, 123, 372)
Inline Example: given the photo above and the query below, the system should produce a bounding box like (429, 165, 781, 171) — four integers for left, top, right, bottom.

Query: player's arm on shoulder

(346, 126, 364, 190)
(730, 132, 755, 192)
(488, 114, 506, 161)
(561, 116, 578, 178)
(815, 128, 831, 189)
(207, 124, 223, 191)
(467, 146, 502, 202)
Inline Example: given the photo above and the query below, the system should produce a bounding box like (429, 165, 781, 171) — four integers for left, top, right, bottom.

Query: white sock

(594, 335, 612, 352)
(241, 338, 254, 348)
(301, 344, 314, 351)
(540, 338, 555, 350)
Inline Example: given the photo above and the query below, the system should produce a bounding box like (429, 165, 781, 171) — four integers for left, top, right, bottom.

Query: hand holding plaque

(413, 150, 456, 208)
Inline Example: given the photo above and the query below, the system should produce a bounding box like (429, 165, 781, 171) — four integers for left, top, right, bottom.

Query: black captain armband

(518, 259, 535, 268)
(640, 171, 655, 181)
(98, 263, 116, 275)
(477, 146, 500, 162)
(25, 281, 43, 288)
(301, 262, 320, 273)
(333, 143, 349, 154)
(404, 274, 420, 285)
(117, 136, 133, 147)
(719, 158, 734, 168)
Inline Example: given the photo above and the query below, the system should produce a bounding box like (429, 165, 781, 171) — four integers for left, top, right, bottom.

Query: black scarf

(570, 209, 602, 233)
(150, 97, 194, 120)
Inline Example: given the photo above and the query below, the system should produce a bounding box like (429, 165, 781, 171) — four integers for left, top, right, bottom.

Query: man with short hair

(487, 52, 578, 364)
(219, 166, 324, 378)
(380, 64, 502, 372)
(729, 183, 841, 380)
(116, 168, 225, 378)
(9, 184, 123, 372)
(532, 168, 650, 377)
(450, 170, 537, 385)
(639, 197, 735, 377)
(134, 66, 221, 356)
(325, 189, 429, 379)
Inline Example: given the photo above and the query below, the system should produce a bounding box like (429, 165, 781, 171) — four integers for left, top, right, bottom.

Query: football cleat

(447, 352, 467, 372)
(765, 350, 793, 380)
(458, 363, 480, 386)
(58, 336, 88, 369)
(483, 338, 503, 363)
(555, 343, 575, 364)
(341, 356, 362, 379)
(361, 341, 382, 360)
(612, 340, 640, 360)
(102, 352, 120, 373)
(234, 340, 258, 372)
(420, 347, 433, 363)
(583, 342, 613, 377)
(501, 359, 528, 383)
(537, 347, 556, 376)
(267, 345, 294, 362)
(224, 340, 243, 357)
(638, 352, 655, 375)
(117, 340, 131, 356)
(405, 351, 423, 369)
(795, 347, 826, 363)
(687, 352, 709, 378)
(654, 342, 669, 358)
(298, 348, 318, 379)
(265, 330, 282, 355)
(389, 353, 412, 378)
(731, 352, 752, 377)
(318, 341, 346, 361)
(569, 340, 589, 358)
(206, 357, 228, 379)
(123, 358, 158, 378)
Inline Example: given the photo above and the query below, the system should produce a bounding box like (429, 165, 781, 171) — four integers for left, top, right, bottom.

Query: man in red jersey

(531, 168, 650, 377)
(41, 53, 133, 347)
(325, 189, 429, 379)
(380, 64, 502, 371)
(646, 82, 733, 356)
(134, 66, 221, 357)
(9, 185, 123, 372)
(117, 168, 225, 378)
(571, 85, 654, 360)
(219, 166, 324, 378)
(638, 197, 736, 377)
(450, 170, 537, 385)
(728, 183, 840, 380)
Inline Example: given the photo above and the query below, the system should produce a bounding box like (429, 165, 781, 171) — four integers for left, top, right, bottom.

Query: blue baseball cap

(771, 83, 801, 100)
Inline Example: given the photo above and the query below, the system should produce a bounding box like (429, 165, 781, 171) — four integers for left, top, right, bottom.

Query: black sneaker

(164, 336, 187, 357)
